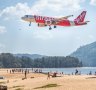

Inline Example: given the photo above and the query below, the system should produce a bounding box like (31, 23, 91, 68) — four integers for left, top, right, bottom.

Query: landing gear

(49, 25, 56, 30)
(38, 23, 39, 27)
(49, 26, 52, 30)
(54, 26, 56, 28)
(49, 27, 52, 30)
(29, 22, 31, 26)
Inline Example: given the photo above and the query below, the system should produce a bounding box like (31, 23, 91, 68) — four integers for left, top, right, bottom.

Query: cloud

(0, 0, 85, 19)
(0, 26, 7, 34)
(33, 31, 53, 40)
(0, 3, 32, 18)
(0, 43, 6, 52)
(90, 0, 96, 5)
(0, 43, 5, 48)
(0, 43, 6, 53)
(0, 0, 85, 40)
(32, 0, 85, 13)
(88, 35, 95, 39)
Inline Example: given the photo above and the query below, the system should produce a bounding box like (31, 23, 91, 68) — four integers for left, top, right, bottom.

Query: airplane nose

(21, 17, 25, 20)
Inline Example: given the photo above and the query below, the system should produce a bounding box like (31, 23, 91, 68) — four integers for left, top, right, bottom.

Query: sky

(0, 0, 96, 56)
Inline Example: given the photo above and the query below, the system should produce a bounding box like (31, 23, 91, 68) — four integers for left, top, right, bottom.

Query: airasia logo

(75, 12, 86, 23)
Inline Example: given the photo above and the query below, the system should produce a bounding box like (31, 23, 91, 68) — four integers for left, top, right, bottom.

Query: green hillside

(71, 41, 96, 66)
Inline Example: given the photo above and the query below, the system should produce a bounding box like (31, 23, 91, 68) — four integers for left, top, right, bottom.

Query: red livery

(22, 11, 89, 30)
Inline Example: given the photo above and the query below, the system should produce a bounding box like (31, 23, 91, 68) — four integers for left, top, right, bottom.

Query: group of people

(8, 69, 30, 74)
(7, 68, 96, 80)
(75, 69, 96, 75)
(33, 68, 42, 73)
(88, 71, 96, 75)
(7, 68, 43, 74)
(7, 68, 43, 79)
(47, 69, 96, 79)
(47, 72, 58, 79)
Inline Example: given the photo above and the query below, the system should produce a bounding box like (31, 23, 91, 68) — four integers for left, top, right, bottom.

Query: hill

(70, 41, 96, 66)
(14, 54, 44, 59)
(0, 53, 82, 68)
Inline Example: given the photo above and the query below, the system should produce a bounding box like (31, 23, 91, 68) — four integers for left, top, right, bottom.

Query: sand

(0, 69, 96, 90)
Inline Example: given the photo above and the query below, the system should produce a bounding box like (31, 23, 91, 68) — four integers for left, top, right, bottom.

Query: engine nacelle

(38, 23, 46, 27)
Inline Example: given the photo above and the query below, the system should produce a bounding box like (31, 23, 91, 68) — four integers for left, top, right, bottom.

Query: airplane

(21, 11, 89, 30)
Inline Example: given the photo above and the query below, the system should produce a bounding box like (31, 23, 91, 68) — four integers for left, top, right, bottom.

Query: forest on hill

(0, 53, 82, 68)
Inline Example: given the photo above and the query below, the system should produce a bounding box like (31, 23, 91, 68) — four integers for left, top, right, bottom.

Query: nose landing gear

(49, 26, 52, 30)
(49, 25, 57, 30)
(29, 22, 31, 26)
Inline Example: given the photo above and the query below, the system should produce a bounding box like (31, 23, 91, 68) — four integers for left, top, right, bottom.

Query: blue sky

(0, 0, 96, 56)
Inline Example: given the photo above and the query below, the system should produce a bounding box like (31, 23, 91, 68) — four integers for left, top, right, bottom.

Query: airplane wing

(42, 15, 74, 26)
(50, 15, 73, 25)
(56, 15, 73, 21)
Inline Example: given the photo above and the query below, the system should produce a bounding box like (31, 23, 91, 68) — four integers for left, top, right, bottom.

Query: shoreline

(0, 69, 96, 90)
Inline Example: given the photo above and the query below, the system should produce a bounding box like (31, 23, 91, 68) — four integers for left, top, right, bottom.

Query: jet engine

(38, 23, 46, 27)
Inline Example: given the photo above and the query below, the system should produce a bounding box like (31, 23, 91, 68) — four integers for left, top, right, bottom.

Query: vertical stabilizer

(74, 11, 86, 24)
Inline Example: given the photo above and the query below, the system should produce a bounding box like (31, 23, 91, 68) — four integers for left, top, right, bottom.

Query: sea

(35, 67, 96, 75)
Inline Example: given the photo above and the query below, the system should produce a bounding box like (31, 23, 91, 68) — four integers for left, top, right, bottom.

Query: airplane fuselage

(22, 15, 83, 26)
(21, 11, 89, 30)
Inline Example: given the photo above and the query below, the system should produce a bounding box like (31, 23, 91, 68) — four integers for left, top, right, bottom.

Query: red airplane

(21, 11, 89, 30)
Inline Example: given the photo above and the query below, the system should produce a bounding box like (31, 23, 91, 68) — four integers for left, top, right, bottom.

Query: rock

(0, 85, 7, 90)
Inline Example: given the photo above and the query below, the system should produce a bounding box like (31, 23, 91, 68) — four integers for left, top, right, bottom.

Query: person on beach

(95, 72, 96, 75)
(89, 71, 92, 75)
(10, 70, 11, 74)
(75, 69, 78, 75)
(7, 70, 8, 73)
(47, 72, 50, 79)
(24, 70, 27, 78)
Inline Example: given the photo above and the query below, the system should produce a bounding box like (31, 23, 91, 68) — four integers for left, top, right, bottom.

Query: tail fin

(74, 11, 86, 23)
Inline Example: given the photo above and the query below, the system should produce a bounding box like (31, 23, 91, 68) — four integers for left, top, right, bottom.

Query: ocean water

(40, 67, 96, 75)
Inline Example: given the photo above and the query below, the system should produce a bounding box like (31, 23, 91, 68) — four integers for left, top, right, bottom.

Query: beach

(0, 69, 96, 90)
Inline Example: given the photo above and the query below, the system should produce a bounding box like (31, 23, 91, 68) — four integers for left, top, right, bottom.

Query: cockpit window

(25, 15, 28, 17)
(24, 15, 34, 18)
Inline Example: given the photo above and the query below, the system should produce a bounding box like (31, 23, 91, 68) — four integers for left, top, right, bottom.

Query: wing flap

(58, 15, 73, 20)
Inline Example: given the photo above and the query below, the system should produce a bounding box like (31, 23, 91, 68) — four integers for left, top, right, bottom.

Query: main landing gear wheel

(49, 27, 52, 30)
(54, 26, 56, 28)
(49, 26, 52, 30)
(38, 23, 39, 26)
